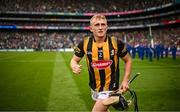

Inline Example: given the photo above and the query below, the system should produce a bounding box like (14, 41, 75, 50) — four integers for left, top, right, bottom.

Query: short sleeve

(74, 41, 85, 57)
(117, 40, 128, 57)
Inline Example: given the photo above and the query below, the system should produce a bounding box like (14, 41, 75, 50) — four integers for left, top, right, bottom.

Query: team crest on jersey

(91, 60, 113, 70)
(110, 49, 115, 56)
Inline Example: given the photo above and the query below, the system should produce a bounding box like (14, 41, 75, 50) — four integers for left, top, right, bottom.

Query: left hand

(119, 80, 129, 93)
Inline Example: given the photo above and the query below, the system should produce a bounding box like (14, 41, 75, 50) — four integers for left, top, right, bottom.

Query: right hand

(119, 80, 129, 93)
(71, 64, 82, 75)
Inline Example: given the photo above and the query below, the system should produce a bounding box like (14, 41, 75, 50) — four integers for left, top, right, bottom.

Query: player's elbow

(122, 54, 132, 64)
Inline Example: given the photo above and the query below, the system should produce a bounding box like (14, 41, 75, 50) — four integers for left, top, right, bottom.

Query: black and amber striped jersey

(74, 36, 128, 92)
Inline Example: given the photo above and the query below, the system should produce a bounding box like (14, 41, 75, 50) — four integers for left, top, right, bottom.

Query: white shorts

(91, 90, 113, 101)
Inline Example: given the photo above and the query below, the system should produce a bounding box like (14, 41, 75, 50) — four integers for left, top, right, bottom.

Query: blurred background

(0, 0, 180, 111)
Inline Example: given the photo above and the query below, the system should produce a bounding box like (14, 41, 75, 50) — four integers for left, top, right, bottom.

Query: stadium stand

(0, 0, 174, 12)
(0, 0, 179, 59)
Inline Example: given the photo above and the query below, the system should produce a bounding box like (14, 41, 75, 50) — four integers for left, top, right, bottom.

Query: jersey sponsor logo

(91, 60, 113, 69)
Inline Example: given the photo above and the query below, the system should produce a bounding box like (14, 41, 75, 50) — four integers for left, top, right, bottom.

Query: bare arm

(70, 55, 82, 75)
(119, 53, 132, 92)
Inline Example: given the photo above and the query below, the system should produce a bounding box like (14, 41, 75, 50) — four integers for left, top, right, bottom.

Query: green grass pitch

(0, 52, 180, 111)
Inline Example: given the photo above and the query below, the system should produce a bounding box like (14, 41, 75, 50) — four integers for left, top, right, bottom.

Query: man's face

(90, 18, 108, 38)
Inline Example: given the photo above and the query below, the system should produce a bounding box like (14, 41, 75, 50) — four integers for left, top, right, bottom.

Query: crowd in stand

(0, 0, 174, 13)
(0, 28, 179, 59)
(0, 31, 88, 50)
(117, 28, 179, 60)
(0, 0, 178, 62)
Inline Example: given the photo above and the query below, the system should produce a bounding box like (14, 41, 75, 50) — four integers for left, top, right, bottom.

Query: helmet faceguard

(103, 89, 138, 112)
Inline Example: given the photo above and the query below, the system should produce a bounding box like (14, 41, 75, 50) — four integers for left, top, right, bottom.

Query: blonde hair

(90, 14, 107, 26)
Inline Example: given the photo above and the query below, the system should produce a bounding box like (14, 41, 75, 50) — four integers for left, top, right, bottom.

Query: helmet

(109, 89, 138, 111)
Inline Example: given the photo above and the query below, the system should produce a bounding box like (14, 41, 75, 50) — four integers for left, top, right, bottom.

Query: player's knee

(92, 100, 108, 112)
